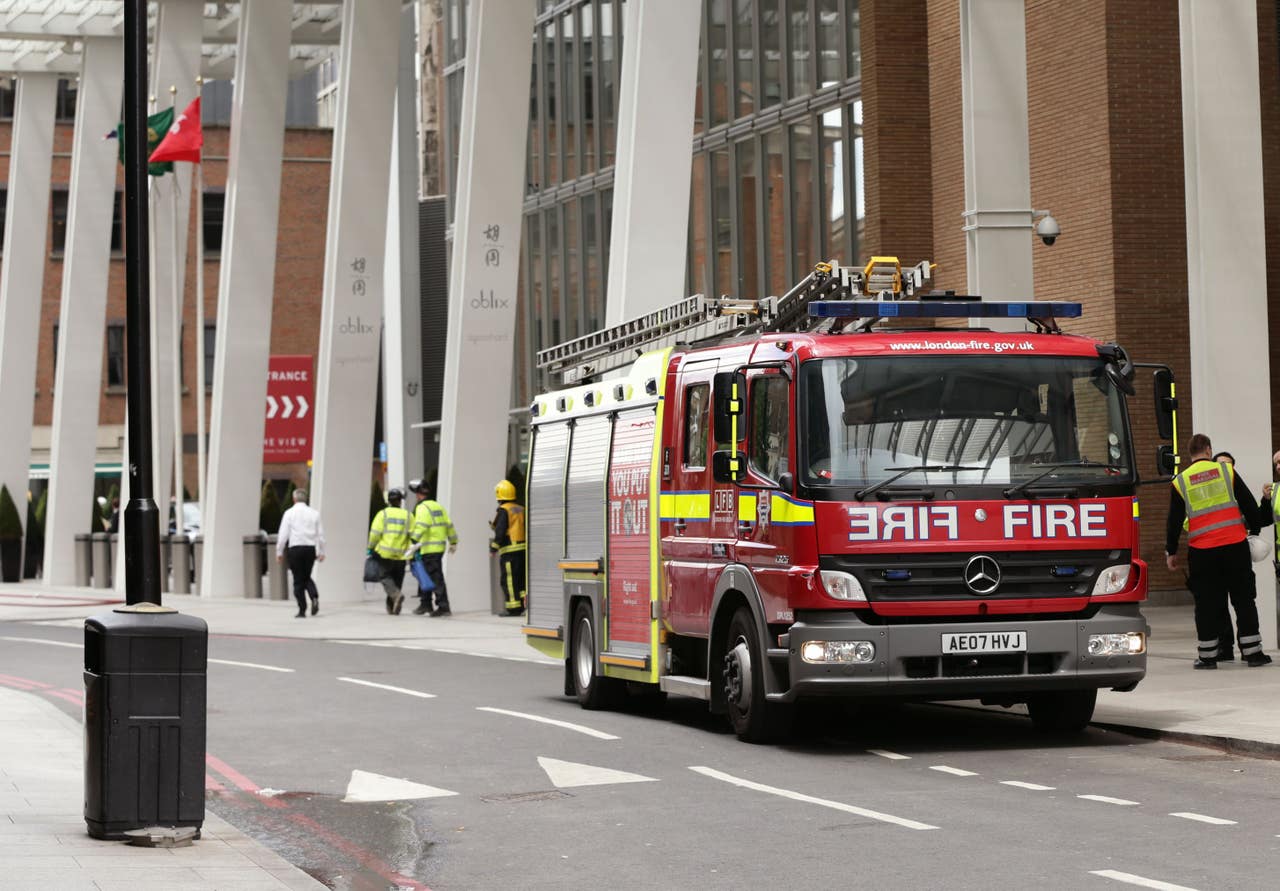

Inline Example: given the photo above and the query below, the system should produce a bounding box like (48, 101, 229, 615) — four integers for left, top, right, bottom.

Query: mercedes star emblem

(964, 554, 1002, 595)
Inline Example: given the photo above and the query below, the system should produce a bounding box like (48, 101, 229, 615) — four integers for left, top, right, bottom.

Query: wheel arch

(708, 564, 784, 712)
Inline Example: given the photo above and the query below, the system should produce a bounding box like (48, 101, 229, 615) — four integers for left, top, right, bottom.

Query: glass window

(817, 0, 842, 87)
(562, 9, 578, 180)
(789, 119, 815, 277)
(583, 193, 602, 332)
(733, 0, 756, 118)
(543, 21, 559, 186)
(684, 383, 710, 467)
(711, 148, 732, 296)
(708, 0, 730, 126)
(847, 0, 861, 81)
(564, 197, 580, 339)
(446, 70, 465, 208)
(819, 105, 846, 263)
(55, 78, 77, 121)
(203, 190, 225, 255)
(601, 187, 613, 286)
(106, 324, 125, 388)
(50, 189, 68, 254)
(445, 0, 467, 66)
(581, 2, 596, 174)
(787, 0, 812, 98)
(203, 325, 215, 392)
(545, 207, 561, 345)
(600, 1, 619, 167)
(527, 213, 545, 354)
(852, 99, 865, 258)
(528, 43, 541, 192)
(762, 129, 786, 294)
(736, 138, 759, 298)
(761, 3, 782, 108)
(689, 154, 710, 297)
(750, 375, 791, 481)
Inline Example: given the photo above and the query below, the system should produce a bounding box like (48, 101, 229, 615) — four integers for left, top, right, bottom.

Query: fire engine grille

(821, 549, 1129, 602)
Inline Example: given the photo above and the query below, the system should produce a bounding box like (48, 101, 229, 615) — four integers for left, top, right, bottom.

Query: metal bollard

(91, 533, 113, 589)
(170, 534, 191, 594)
(241, 535, 263, 598)
(191, 536, 203, 595)
(75, 534, 93, 587)
(266, 535, 289, 600)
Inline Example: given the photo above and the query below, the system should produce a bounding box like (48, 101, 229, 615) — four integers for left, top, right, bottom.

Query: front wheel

(722, 608, 792, 743)
(1026, 689, 1097, 733)
(571, 602, 620, 709)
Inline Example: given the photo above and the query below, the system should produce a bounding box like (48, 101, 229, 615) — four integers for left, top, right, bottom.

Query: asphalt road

(2, 618, 1278, 891)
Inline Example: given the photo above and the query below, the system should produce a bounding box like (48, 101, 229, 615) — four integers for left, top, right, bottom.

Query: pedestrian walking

(369, 487, 412, 615)
(490, 479, 527, 616)
(407, 479, 457, 616)
(1165, 434, 1271, 669)
(276, 488, 325, 618)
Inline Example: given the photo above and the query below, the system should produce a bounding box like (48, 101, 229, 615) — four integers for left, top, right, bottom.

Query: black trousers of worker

(499, 550, 526, 613)
(1188, 540, 1262, 660)
(418, 553, 449, 610)
(285, 545, 317, 613)
(378, 556, 407, 598)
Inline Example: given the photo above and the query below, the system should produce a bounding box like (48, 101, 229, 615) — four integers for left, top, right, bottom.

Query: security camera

(1034, 213, 1060, 247)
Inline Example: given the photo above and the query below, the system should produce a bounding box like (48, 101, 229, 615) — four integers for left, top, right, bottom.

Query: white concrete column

(149, 0, 203, 520)
(959, 0, 1033, 329)
(200, 0, 293, 599)
(43, 39, 125, 586)
(604, 0, 702, 322)
(0, 73, 57, 566)
(384, 7, 425, 491)
(309, 1, 402, 603)
(1179, 0, 1276, 649)
(436, 0, 535, 613)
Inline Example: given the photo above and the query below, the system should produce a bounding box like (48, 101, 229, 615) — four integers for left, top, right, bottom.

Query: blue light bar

(808, 300, 1083, 320)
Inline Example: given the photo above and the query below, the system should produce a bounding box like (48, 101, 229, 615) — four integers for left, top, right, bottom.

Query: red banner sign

(264, 355, 314, 463)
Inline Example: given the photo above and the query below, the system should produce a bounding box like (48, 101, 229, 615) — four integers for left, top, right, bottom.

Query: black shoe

(1193, 658, 1217, 670)
(392, 594, 405, 615)
(429, 608, 452, 617)
(295, 610, 306, 619)
(310, 599, 319, 616)
(413, 604, 430, 615)
(1246, 653, 1273, 667)
(384, 595, 394, 615)
(1217, 652, 1235, 662)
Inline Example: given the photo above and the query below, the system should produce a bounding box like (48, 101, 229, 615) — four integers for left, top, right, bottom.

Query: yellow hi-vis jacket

(492, 502, 527, 556)
(368, 506, 412, 559)
(411, 499, 458, 555)
(1173, 459, 1246, 549)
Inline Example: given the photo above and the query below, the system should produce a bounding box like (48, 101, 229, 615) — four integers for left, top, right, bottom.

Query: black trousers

(285, 546, 317, 613)
(378, 556, 407, 598)
(418, 553, 448, 609)
(1188, 540, 1262, 659)
(499, 550, 526, 610)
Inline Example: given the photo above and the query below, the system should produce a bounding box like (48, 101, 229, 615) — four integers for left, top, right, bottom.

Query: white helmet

(1247, 534, 1271, 563)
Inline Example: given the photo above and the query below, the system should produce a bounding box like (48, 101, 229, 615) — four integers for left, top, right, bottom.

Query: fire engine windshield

(799, 355, 1134, 490)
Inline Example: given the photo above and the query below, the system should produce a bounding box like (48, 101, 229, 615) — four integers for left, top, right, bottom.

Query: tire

(1026, 689, 1097, 733)
(571, 602, 620, 709)
(722, 607, 792, 743)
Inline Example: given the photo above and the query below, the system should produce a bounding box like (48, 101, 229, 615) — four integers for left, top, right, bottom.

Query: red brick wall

(925, 0, 966, 294)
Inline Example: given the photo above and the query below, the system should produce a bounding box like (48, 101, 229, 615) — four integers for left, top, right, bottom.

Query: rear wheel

(722, 607, 792, 743)
(571, 602, 620, 709)
(1026, 689, 1097, 733)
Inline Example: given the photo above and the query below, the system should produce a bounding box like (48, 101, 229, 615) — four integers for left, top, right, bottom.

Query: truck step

(659, 675, 711, 700)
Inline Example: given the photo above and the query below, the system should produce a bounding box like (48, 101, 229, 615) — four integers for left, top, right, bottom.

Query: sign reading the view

(264, 355, 314, 463)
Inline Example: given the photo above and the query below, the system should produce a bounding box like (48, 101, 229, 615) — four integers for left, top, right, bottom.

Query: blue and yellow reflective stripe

(1132, 498, 1140, 519)
(659, 491, 711, 521)
(770, 493, 815, 526)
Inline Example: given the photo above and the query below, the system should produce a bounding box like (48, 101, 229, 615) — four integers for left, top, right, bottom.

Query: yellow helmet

(495, 479, 516, 501)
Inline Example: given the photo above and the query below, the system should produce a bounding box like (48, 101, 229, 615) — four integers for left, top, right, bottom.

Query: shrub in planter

(0, 485, 24, 583)
(259, 481, 282, 534)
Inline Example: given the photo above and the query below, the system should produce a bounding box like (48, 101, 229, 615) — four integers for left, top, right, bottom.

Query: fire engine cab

(523, 258, 1179, 742)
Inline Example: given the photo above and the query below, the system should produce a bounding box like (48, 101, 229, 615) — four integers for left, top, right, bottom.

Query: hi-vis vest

(1272, 493, 1280, 551)
(412, 499, 458, 555)
(369, 506, 412, 559)
(1173, 459, 1246, 549)
(497, 502, 526, 555)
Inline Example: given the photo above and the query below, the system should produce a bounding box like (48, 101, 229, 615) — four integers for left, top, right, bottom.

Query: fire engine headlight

(801, 640, 876, 664)
(1087, 632, 1146, 657)
(820, 570, 867, 602)
(1091, 564, 1131, 596)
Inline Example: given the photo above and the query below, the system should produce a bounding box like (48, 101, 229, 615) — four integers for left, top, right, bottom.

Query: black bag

(363, 555, 385, 583)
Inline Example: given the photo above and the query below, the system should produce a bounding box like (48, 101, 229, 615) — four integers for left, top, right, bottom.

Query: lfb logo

(471, 289, 510, 310)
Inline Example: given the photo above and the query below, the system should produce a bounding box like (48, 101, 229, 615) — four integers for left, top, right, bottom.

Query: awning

(28, 463, 123, 481)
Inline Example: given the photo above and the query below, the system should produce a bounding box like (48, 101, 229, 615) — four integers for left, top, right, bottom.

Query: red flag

(149, 97, 203, 164)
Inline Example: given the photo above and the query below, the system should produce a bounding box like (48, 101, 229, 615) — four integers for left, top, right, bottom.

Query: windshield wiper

(1003, 460, 1122, 499)
(855, 464, 984, 501)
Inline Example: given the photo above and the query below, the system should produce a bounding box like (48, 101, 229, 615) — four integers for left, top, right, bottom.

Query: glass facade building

(440, 0, 862, 415)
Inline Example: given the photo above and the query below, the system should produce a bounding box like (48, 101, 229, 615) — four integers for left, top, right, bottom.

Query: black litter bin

(84, 607, 208, 839)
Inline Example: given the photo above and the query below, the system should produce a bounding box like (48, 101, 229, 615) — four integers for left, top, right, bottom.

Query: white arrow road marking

(537, 757, 657, 789)
(209, 659, 294, 673)
(476, 706, 618, 740)
(1000, 781, 1055, 791)
(867, 749, 910, 760)
(342, 769, 457, 803)
(296, 395, 309, 419)
(281, 394, 294, 419)
(929, 765, 977, 776)
(338, 677, 436, 698)
(1169, 812, 1236, 826)
(1089, 869, 1199, 890)
(689, 766, 938, 831)
(266, 395, 278, 418)
(1078, 794, 1139, 806)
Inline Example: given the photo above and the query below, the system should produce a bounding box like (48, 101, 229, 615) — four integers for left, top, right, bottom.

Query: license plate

(941, 631, 1026, 654)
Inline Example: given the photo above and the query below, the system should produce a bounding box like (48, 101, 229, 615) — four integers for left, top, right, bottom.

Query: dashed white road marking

(930, 765, 977, 776)
(209, 658, 294, 673)
(477, 706, 618, 740)
(1000, 781, 1055, 791)
(867, 749, 910, 760)
(0, 636, 80, 648)
(337, 677, 436, 698)
(1089, 869, 1199, 890)
(538, 757, 657, 788)
(689, 766, 938, 831)
(1169, 812, 1236, 826)
(1078, 794, 1139, 806)
(342, 769, 457, 803)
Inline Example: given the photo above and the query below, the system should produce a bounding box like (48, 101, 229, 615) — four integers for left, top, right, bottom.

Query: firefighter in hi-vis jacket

(490, 480, 527, 615)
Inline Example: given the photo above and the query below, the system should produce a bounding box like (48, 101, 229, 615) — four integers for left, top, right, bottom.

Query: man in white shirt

(276, 489, 326, 618)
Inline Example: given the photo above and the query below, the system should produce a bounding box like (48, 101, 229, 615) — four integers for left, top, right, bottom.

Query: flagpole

(147, 93, 159, 545)
(168, 84, 185, 557)
(194, 78, 207, 521)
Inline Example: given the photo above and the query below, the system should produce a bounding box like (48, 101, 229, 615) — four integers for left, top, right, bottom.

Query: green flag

(115, 107, 175, 176)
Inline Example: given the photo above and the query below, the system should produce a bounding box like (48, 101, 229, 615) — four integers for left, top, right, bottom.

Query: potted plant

(0, 484, 24, 582)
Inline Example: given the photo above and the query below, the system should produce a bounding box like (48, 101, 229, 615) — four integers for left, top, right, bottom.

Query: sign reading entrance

(264, 355, 314, 463)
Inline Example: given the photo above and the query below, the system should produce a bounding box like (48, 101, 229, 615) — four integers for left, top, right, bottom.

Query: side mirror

(1153, 368, 1177, 441)
(1104, 363, 1135, 397)
(777, 471, 794, 493)
(712, 449, 747, 483)
(713, 371, 746, 445)
(1156, 444, 1177, 478)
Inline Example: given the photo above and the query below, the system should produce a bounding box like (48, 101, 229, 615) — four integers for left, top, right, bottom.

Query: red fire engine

(523, 258, 1178, 742)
